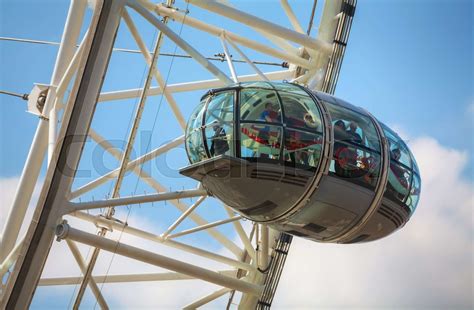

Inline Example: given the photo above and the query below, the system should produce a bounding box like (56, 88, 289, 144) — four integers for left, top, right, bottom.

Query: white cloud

(389, 123, 410, 142)
(467, 100, 474, 115)
(0, 177, 43, 242)
(273, 136, 473, 309)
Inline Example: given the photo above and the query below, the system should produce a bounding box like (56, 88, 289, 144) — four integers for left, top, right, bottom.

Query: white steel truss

(0, 0, 356, 308)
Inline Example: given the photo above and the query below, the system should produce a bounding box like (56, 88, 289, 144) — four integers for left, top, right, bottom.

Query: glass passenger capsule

(180, 82, 421, 243)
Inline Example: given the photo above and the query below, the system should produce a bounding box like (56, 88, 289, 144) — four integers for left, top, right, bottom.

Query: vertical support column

(224, 34, 270, 82)
(259, 225, 269, 269)
(48, 0, 88, 163)
(1, 1, 125, 308)
(0, 0, 87, 263)
(66, 240, 109, 309)
(219, 33, 238, 83)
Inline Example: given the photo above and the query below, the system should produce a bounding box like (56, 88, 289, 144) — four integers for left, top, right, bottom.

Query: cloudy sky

(1, 0, 472, 309)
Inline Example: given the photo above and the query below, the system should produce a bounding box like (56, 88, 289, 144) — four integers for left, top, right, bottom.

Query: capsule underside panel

(181, 156, 310, 221)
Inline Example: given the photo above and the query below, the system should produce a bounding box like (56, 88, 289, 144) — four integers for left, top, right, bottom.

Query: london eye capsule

(180, 82, 421, 243)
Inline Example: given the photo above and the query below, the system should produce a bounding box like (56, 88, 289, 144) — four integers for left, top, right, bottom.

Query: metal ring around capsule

(260, 85, 334, 224)
(324, 107, 390, 243)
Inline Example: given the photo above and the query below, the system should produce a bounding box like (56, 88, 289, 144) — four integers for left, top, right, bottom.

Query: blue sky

(1, 0, 472, 177)
(1, 0, 472, 308)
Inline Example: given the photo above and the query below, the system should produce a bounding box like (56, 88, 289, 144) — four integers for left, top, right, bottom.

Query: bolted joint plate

(27, 84, 50, 116)
(55, 221, 70, 241)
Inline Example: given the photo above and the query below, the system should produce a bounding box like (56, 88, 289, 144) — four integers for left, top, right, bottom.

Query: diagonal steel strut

(72, 2, 175, 307)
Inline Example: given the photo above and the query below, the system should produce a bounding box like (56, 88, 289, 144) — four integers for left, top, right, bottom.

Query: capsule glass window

(271, 82, 310, 96)
(324, 101, 382, 189)
(408, 148, 420, 176)
(382, 124, 412, 169)
(386, 162, 411, 203)
(186, 98, 208, 164)
(279, 92, 323, 133)
(240, 123, 283, 160)
(240, 88, 282, 123)
(407, 173, 421, 212)
(381, 124, 415, 207)
(240, 81, 275, 90)
(283, 129, 322, 168)
(203, 91, 235, 157)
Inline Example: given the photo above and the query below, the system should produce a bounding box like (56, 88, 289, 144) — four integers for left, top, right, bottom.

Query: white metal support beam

(224, 206, 256, 262)
(70, 211, 256, 272)
(280, 0, 305, 34)
(122, 9, 187, 130)
(68, 189, 208, 212)
(187, 0, 332, 53)
(39, 270, 236, 286)
(48, 0, 89, 164)
(223, 34, 270, 82)
(65, 240, 109, 310)
(258, 224, 269, 270)
(219, 34, 238, 83)
(153, 4, 312, 68)
(97, 70, 293, 103)
(54, 29, 90, 101)
(183, 287, 232, 309)
(166, 216, 243, 239)
(128, 0, 233, 84)
(217, 0, 300, 55)
(161, 196, 206, 238)
(0, 236, 25, 279)
(71, 131, 184, 199)
(55, 223, 264, 296)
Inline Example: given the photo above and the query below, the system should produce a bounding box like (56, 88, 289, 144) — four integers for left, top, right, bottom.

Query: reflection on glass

(205, 92, 234, 126)
(382, 124, 412, 169)
(203, 91, 234, 158)
(331, 143, 381, 188)
(239, 81, 275, 90)
(271, 82, 309, 96)
(240, 89, 282, 123)
(284, 129, 322, 168)
(186, 99, 206, 136)
(407, 173, 421, 212)
(386, 161, 411, 203)
(186, 99, 207, 164)
(325, 101, 381, 188)
(280, 93, 322, 132)
(205, 124, 232, 157)
(381, 123, 421, 210)
(325, 102, 381, 151)
(241, 123, 282, 159)
(186, 130, 207, 164)
(408, 148, 420, 175)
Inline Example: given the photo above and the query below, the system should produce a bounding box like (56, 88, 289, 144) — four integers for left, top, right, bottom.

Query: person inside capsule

(346, 121, 363, 144)
(328, 112, 380, 187)
(381, 124, 421, 213)
(255, 101, 279, 158)
(209, 121, 229, 156)
(387, 146, 410, 200)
